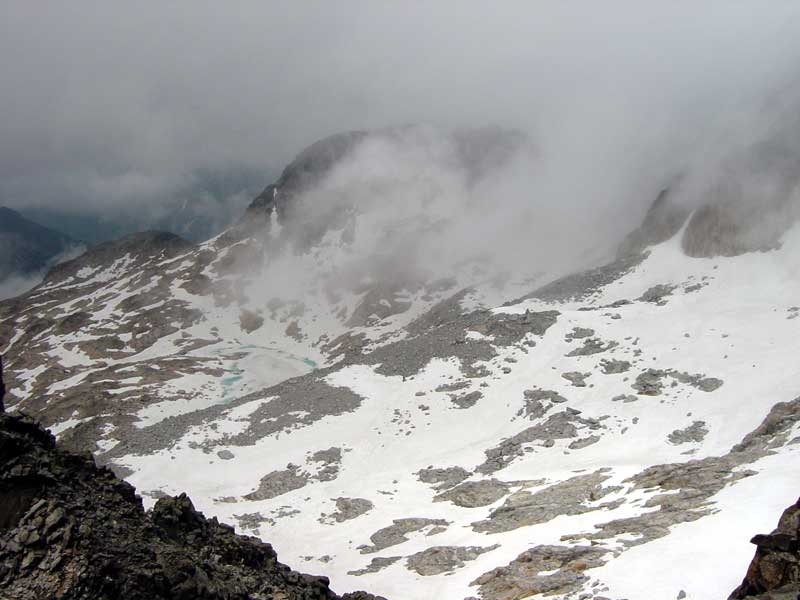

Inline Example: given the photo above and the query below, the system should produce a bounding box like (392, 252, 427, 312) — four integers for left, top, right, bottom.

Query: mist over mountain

(16, 163, 270, 244)
(2, 3, 800, 600)
(0, 207, 84, 299)
(3, 2, 800, 250)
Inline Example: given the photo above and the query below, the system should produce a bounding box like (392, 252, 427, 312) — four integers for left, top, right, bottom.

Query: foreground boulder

(0, 412, 383, 600)
(729, 497, 800, 599)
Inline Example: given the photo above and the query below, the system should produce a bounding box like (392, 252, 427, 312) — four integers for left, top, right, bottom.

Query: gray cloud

(1, 1, 800, 237)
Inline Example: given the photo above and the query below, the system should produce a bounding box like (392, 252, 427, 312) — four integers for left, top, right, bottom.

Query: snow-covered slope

(105, 222, 797, 600)
(1, 126, 799, 600)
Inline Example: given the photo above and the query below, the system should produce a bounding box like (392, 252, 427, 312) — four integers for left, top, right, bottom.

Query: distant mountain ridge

(0, 207, 79, 279)
(0, 207, 85, 299)
(18, 163, 271, 245)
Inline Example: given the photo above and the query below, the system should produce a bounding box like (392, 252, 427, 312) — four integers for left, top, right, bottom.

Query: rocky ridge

(730, 497, 800, 600)
(0, 405, 382, 600)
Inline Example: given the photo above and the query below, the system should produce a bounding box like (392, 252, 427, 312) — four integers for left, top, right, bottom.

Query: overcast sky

(2, 2, 800, 220)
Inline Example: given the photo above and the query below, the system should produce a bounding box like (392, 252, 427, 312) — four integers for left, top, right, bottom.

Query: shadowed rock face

(0, 412, 383, 600)
(617, 188, 691, 258)
(619, 175, 800, 260)
(246, 130, 369, 221)
(240, 126, 528, 251)
(729, 497, 800, 600)
(246, 126, 527, 220)
(681, 201, 794, 258)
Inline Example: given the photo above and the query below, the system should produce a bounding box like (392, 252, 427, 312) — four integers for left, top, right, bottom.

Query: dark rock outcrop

(245, 126, 526, 222)
(0, 412, 383, 600)
(619, 159, 800, 260)
(239, 126, 528, 252)
(681, 201, 790, 258)
(729, 497, 800, 599)
(247, 131, 369, 219)
(0, 355, 5, 412)
(617, 188, 690, 258)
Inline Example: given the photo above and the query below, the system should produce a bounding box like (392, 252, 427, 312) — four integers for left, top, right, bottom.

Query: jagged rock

(359, 518, 449, 554)
(468, 310, 560, 345)
(515, 253, 646, 303)
(0, 413, 382, 600)
(353, 301, 558, 379)
(0, 355, 5, 412)
(612, 394, 638, 403)
(471, 544, 608, 600)
(450, 390, 483, 409)
(243, 127, 526, 250)
(248, 131, 368, 216)
(46, 231, 193, 286)
(561, 399, 800, 553)
(416, 466, 471, 491)
(233, 511, 266, 533)
(565, 338, 618, 357)
(568, 435, 601, 450)
(565, 327, 595, 341)
(633, 369, 668, 395)
(668, 370, 724, 392)
(243, 464, 309, 501)
(683, 203, 782, 258)
(323, 498, 374, 524)
(617, 188, 690, 258)
(668, 421, 709, 445)
(523, 389, 567, 405)
(405, 545, 499, 576)
(346, 287, 413, 327)
(434, 479, 510, 508)
(308, 447, 343, 482)
(638, 284, 676, 304)
(435, 381, 471, 393)
(518, 388, 566, 420)
(696, 377, 724, 392)
(238, 308, 264, 333)
(347, 556, 402, 577)
(472, 470, 621, 534)
(633, 368, 723, 397)
(600, 359, 631, 374)
(562, 371, 591, 387)
(729, 497, 800, 599)
(477, 410, 601, 474)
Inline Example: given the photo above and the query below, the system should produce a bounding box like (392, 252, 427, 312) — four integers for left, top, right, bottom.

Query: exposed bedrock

(619, 178, 800, 260)
(617, 188, 690, 258)
(0, 412, 383, 600)
(729, 497, 800, 600)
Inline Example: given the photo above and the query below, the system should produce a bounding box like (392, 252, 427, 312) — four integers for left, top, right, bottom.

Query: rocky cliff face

(239, 126, 528, 251)
(618, 185, 799, 261)
(245, 127, 525, 222)
(729, 497, 800, 600)
(0, 409, 382, 600)
(616, 188, 691, 258)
